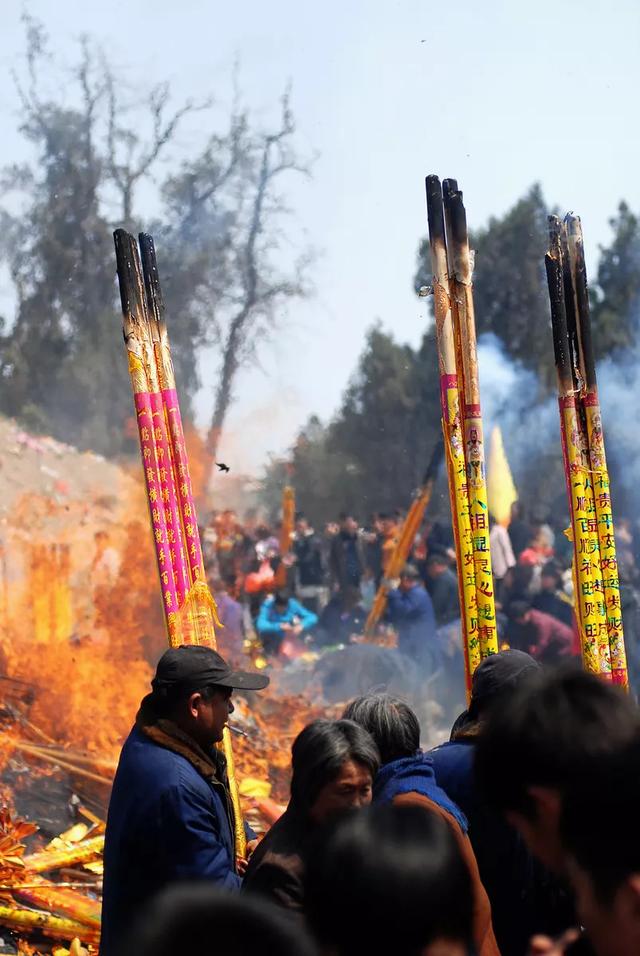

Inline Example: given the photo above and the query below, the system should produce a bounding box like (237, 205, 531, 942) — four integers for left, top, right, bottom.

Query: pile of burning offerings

(0, 414, 335, 950)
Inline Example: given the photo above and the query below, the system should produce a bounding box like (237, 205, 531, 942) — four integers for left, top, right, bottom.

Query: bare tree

(157, 90, 313, 489)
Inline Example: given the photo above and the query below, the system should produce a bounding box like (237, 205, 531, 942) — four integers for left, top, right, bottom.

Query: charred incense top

(442, 179, 472, 284)
(113, 230, 159, 394)
(545, 217, 573, 396)
(566, 215, 598, 391)
(559, 222, 582, 393)
(425, 176, 456, 375)
(139, 233, 176, 391)
(422, 438, 445, 487)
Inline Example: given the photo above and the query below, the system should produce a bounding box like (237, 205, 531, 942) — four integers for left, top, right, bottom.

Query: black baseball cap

(450, 649, 540, 737)
(151, 645, 270, 695)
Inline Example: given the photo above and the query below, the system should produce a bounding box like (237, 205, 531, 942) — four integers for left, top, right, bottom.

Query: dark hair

(506, 599, 531, 620)
(562, 735, 640, 902)
(295, 511, 307, 522)
(475, 667, 640, 821)
(290, 719, 380, 812)
(305, 804, 473, 956)
(399, 563, 420, 580)
(342, 695, 420, 765)
(541, 561, 562, 581)
(121, 884, 318, 956)
(274, 589, 290, 606)
(426, 551, 448, 567)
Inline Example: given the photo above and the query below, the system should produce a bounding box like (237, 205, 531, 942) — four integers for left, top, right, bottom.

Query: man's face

(343, 517, 358, 534)
(191, 687, 234, 747)
(507, 786, 564, 873)
(399, 575, 416, 592)
(540, 574, 556, 592)
(381, 518, 395, 535)
(296, 518, 309, 534)
(568, 858, 640, 956)
(309, 759, 373, 823)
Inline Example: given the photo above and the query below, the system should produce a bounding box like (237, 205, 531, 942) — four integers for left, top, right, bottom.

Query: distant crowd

(199, 503, 640, 691)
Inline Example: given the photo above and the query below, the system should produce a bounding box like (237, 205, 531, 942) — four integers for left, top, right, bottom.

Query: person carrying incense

(101, 645, 269, 956)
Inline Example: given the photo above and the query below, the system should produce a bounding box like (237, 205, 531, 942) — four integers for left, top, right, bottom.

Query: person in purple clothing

(386, 564, 437, 665)
(211, 576, 246, 664)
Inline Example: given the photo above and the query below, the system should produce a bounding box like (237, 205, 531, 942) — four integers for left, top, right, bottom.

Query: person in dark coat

(531, 561, 574, 629)
(386, 564, 437, 665)
(425, 552, 460, 626)
(430, 650, 577, 956)
(343, 694, 499, 956)
(243, 719, 379, 919)
(508, 501, 532, 559)
(291, 512, 327, 614)
(101, 646, 269, 956)
(315, 586, 366, 646)
(329, 514, 366, 590)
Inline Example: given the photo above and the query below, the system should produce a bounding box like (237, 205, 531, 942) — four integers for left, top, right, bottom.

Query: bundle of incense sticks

(424, 176, 499, 694)
(544, 215, 628, 687)
(274, 484, 296, 589)
(114, 231, 246, 854)
(364, 442, 443, 637)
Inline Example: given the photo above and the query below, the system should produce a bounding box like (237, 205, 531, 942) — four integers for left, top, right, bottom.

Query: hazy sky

(1, 0, 639, 473)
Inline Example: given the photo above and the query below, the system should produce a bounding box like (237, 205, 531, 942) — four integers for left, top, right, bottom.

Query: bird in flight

(216, 462, 230, 473)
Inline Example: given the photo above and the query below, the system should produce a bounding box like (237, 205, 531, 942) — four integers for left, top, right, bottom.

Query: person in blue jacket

(256, 590, 318, 656)
(385, 563, 437, 665)
(101, 645, 269, 956)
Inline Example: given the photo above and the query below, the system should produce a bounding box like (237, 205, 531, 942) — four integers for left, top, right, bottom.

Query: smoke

(476, 330, 640, 521)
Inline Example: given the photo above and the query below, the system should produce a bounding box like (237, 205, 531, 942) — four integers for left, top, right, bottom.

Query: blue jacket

(101, 716, 240, 955)
(386, 584, 436, 663)
(373, 752, 468, 833)
(256, 596, 318, 636)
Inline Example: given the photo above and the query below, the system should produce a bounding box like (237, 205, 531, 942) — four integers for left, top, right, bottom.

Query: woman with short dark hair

(243, 718, 380, 917)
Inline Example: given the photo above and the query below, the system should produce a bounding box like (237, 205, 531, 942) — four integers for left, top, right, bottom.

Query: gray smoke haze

(476, 332, 640, 522)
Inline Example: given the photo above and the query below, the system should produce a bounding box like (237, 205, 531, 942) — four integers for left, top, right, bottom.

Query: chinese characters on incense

(424, 176, 498, 694)
(114, 230, 246, 855)
(545, 216, 628, 687)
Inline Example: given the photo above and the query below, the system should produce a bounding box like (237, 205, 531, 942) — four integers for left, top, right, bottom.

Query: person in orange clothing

(379, 513, 400, 576)
(343, 694, 499, 956)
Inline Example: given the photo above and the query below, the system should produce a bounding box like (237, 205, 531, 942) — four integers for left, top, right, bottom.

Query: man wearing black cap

(101, 645, 269, 956)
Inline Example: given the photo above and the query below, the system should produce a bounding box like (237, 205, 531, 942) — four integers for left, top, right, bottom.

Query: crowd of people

(102, 643, 640, 956)
(201, 503, 640, 691)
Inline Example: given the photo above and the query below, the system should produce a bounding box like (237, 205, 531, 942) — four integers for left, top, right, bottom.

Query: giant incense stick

(443, 180, 498, 658)
(565, 216, 628, 686)
(545, 219, 611, 677)
(274, 484, 296, 589)
(114, 230, 246, 857)
(364, 441, 443, 637)
(425, 176, 480, 692)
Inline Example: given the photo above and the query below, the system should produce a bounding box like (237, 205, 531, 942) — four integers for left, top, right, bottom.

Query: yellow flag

(487, 426, 518, 526)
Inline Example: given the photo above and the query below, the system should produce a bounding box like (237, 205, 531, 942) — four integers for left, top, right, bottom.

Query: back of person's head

(561, 735, 640, 956)
(475, 666, 640, 821)
(451, 649, 540, 738)
(400, 563, 421, 580)
(290, 719, 380, 814)
(342, 694, 420, 765)
(506, 599, 531, 622)
(120, 884, 318, 956)
(305, 803, 473, 956)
